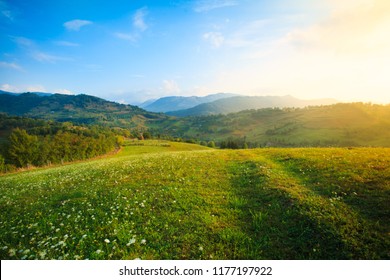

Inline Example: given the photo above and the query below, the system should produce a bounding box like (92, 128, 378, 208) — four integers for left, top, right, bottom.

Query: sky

(0, 0, 389, 105)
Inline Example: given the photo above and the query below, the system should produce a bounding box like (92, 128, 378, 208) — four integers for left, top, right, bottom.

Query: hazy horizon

(1, 0, 389, 104)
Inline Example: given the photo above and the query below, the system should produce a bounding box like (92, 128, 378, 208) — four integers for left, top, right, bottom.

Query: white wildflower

(127, 238, 136, 246)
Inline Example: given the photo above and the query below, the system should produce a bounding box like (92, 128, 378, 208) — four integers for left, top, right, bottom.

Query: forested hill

(153, 103, 390, 147)
(0, 92, 165, 128)
(0, 114, 126, 172)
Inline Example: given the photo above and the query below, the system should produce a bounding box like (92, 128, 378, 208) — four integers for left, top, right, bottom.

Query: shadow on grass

(226, 160, 374, 259)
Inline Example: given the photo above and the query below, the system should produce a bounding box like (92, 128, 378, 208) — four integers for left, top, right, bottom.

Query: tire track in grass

(255, 153, 387, 259)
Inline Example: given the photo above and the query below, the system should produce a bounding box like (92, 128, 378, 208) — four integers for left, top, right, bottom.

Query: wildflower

(104, 239, 110, 243)
(127, 238, 136, 246)
(96, 249, 102, 254)
(141, 239, 146, 245)
(199, 246, 203, 251)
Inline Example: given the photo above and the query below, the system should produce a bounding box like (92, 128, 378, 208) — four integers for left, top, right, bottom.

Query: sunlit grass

(0, 142, 388, 259)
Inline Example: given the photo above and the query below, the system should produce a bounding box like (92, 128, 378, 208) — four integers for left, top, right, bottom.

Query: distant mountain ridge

(0, 91, 163, 128)
(0, 90, 52, 97)
(167, 95, 338, 116)
(140, 93, 238, 112)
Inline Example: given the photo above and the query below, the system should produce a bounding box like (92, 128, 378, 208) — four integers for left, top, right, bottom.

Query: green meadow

(0, 141, 389, 260)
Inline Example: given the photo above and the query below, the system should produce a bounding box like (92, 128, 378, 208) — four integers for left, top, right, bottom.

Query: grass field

(0, 141, 389, 260)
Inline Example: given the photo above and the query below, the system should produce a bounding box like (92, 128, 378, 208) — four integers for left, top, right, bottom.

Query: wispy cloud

(194, 0, 237, 13)
(203, 32, 225, 48)
(11, 36, 34, 47)
(133, 7, 148, 31)
(114, 32, 137, 42)
(55, 41, 79, 47)
(0, 61, 23, 71)
(63, 19, 93, 31)
(10, 36, 72, 63)
(32, 51, 70, 63)
(115, 7, 149, 42)
(0, 0, 14, 21)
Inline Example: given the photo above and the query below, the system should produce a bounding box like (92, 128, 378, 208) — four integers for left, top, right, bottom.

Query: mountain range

(165, 95, 338, 116)
(139, 93, 237, 112)
(1, 90, 389, 147)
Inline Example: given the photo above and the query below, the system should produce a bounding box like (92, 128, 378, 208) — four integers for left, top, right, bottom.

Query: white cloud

(63, 19, 93, 31)
(115, 8, 148, 42)
(203, 32, 225, 48)
(162, 80, 180, 94)
(0, 61, 23, 71)
(54, 89, 74, 95)
(194, 0, 237, 13)
(0, 84, 48, 93)
(26, 85, 46, 92)
(133, 7, 148, 31)
(1, 83, 18, 92)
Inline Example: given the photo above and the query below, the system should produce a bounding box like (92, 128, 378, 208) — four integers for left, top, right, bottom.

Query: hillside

(167, 95, 338, 116)
(0, 114, 125, 172)
(154, 103, 390, 147)
(1, 92, 389, 148)
(141, 93, 237, 112)
(1, 141, 388, 259)
(0, 92, 165, 129)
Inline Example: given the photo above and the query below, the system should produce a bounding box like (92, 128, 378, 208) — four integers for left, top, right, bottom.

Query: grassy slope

(154, 103, 390, 146)
(0, 141, 389, 260)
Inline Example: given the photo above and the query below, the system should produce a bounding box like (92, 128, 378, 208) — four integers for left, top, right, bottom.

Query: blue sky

(1, 0, 389, 104)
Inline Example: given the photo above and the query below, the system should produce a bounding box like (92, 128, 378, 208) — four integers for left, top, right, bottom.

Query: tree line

(0, 114, 124, 172)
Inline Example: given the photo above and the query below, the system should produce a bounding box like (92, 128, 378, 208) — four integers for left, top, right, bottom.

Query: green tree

(207, 141, 216, 148)
(8, 128, 40, 167)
